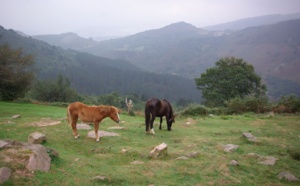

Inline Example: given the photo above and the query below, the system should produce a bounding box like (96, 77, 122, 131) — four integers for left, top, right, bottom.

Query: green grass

(0, 102, 299, 185)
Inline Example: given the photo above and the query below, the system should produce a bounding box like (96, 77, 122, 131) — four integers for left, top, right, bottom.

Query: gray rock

(242, 132, 259, 142)
(28, 132, 47, 144)
(149, 142, 168, 158)
(87, 130, 120, 139)
(258, 156, 278, 165)
(223, 144, 239, 152)
(77, 123, 92, 130)
(0, 140, 10, 149)
(0, 167, 11, 184)
(229, 160, 239, 166)
(277, 172, 298, 182)
(11, 115, 21, 119)
(24, 143, 51, 172)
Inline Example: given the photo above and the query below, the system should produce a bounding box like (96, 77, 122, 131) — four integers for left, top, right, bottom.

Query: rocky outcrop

(0, 140, 54, 173)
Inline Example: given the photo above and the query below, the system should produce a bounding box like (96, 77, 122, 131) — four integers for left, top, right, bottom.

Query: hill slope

(0, 26, 201, 102)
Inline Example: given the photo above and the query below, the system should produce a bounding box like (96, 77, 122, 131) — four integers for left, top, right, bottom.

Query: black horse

(145, 97, 175, 134)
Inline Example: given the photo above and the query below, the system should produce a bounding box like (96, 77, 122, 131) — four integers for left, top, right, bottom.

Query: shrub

(275, 95, 300, 113)
(180, 105, 208, 116)
(225, 95, 270, 114)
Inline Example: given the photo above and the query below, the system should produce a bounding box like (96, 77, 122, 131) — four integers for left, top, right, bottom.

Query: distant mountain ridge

(204, 13, 300, 30)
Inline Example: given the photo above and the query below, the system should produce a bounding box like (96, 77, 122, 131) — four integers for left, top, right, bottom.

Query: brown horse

(145, 97, 175, 134)
(67, 102, 120, 142)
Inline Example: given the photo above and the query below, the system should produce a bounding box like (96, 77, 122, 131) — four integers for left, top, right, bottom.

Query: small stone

(223, 144, 239, 152)
(242, 132, 259, 142)
(229, 160, 239, 166)
(11, 115, 21, 119)
(28, 132, 47, 144)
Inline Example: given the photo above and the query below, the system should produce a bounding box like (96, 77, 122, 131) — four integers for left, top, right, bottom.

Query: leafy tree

(30, 74, 81, 102)
(195, 57, 267, 107)
(0, 44, 35, 101)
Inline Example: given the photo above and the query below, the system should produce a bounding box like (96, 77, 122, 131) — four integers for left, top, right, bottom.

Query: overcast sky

(0, 0, 299, 38)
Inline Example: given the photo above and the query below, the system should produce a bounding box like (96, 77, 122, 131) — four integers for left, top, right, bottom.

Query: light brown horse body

(67, 102, 120, 141)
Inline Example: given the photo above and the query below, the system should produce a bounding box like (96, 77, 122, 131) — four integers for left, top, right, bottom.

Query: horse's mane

(162, 99, 174, 116)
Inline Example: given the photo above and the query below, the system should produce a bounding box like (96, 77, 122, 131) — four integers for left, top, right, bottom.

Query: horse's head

(167, 114, 176, 131)
(109, 106, 120, 123)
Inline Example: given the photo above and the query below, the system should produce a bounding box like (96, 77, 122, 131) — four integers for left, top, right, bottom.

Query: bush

(225, 95, 270, 114)
(274, 95, 300, 113)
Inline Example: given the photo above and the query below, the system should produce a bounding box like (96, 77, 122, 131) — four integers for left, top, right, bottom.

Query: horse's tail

(66, 105, 71, 125)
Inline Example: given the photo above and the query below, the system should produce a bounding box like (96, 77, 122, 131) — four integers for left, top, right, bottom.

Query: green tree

(195, 57, 267, 107)
(30, 74, 81, 102)
(0, 44, 35, 101)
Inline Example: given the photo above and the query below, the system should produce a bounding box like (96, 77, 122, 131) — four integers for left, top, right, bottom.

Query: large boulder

(0, 140, 52, 172)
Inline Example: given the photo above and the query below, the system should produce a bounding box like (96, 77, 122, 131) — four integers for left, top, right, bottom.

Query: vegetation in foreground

(0, 102, 299, 185)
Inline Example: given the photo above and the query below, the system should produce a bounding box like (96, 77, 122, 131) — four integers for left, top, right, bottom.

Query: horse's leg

(150, 114, 156, 134)
(94, 122, 100, 142)
(71, 117, 79, 139)
(159, 117, 163, 130)
(145, 109, 150, 133)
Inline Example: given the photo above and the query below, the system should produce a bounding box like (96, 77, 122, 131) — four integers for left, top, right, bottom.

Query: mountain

(204, 13, 300, 30)
(75, 20, 300, 99)
(25, 16, 300, 99)
(33, 32, 98, 50)
(0, 26, 201, 102)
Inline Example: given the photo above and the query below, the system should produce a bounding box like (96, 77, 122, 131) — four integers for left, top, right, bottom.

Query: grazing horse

(145, 97, 175, 134)
(67, 102, 120, 142)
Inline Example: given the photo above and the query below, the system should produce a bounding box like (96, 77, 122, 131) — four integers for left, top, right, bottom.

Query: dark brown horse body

(145, 97, 175, 134)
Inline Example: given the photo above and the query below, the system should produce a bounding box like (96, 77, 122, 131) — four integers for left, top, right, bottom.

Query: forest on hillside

(0, 26, 201, 103)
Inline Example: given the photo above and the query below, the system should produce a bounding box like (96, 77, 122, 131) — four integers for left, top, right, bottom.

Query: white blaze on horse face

(150, 128, 155, 134)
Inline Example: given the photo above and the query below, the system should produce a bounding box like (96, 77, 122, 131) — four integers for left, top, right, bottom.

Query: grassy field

(0, 102, 299, 185)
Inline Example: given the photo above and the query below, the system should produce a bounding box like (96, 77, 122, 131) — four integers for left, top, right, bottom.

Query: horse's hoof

(96, 139, 100, 142)
(74, 135, 80, 139)
(150, 129, 155, 135)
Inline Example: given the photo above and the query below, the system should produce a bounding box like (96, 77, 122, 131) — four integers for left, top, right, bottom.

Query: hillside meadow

(0, 102, 299, 185)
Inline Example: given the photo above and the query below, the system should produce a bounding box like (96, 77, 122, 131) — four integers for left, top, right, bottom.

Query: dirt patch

(250, 119, 266, 126)
(183, 118, 197, 126)
(29, 118, 62, 127)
